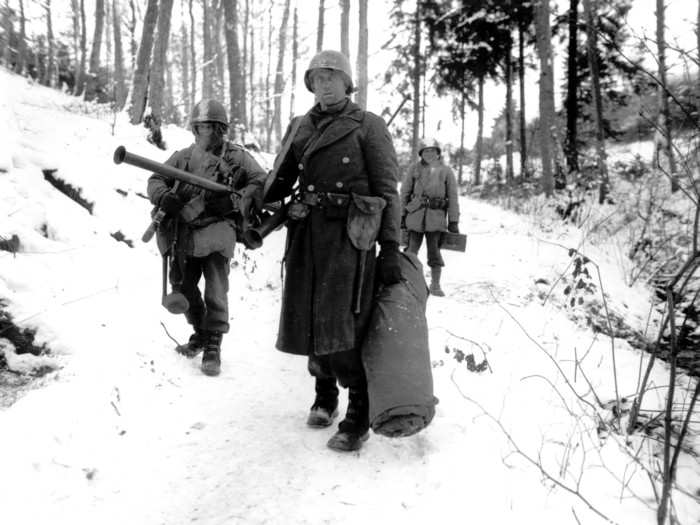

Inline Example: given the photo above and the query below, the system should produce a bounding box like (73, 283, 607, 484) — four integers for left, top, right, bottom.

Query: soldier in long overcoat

(401, 138, 460, 296)
(147, 99, 267, 376)
(265, 50, 402, 452)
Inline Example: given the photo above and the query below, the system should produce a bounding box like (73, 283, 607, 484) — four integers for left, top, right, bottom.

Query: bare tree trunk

(535, 0, 555, 197)
(129, 0, 137, 70)
(180, 0, 190, 119)
(44, 0, 55, 87)
(505, 36, 514, 184)
(265, 3, 273, 150)
(165, 55, 175, 122)
(518, 18, 527, 178)
(411, 2, 421, 158)
(474, 76, 484, 186)
(75, 0, 87, 95)
(582, 0, 608, 203)
(84, 0, 105, 101)
(127, 0, 158, 123)
(656, 0, 679, 192)
(697, 2, 700, 116)
(15, 0, 26, 75)
(224, 0, 244, 132)
(213, 0, 225, 102)
(71, 0, 80, 75)
(317, 0, 325, 52)
(202, 0, 214, 99)
(459, 88, 465, 185)
(189, 0, 197, 107)
(289, 7, 298, 121)
(356, 0, 368, 109)
(340, 0, 349, 57)
(272, 0, 291, 146)
(113, 0, 127, 109)
(1, 2, 13, 68)
(242, 0, 249, 127)
(149, 0, 174, 121)
(565, 0, 579, 176)
(104, 0, 112, 91)
(249, 24, 255, 131)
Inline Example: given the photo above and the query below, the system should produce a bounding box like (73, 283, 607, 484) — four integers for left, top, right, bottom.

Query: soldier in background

(265, 50, 402, 452)
(147, 99, 267, 376)
(401, 137, 460, 296)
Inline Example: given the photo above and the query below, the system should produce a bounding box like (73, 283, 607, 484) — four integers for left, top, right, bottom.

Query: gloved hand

(205, 193, 235, 216)
(377, 241, 402, 285)
(159, 192, 185, 217)
(236, 185, 260, 221)
(448, 221, 460, 234)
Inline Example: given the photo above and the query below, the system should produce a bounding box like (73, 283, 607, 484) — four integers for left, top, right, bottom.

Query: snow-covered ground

(1, 68, 698, 525)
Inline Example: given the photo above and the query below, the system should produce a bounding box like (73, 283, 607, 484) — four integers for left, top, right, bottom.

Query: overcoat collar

(302, 100, 364, 159)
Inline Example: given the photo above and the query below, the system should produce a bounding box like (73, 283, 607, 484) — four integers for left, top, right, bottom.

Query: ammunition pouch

(347, 193, 386, 250)
(420, 196, 448, 210)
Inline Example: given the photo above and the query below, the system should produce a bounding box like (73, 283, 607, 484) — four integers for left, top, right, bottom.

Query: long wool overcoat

(400, 160, 460, 232)
(265, 100, 401, 356)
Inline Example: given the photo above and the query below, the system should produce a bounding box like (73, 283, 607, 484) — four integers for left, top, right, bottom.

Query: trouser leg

(406, 230, 424, 255)
(201, 252, 231, 334)
(176, 256, 205, 329)
(425, 231, 445, 268)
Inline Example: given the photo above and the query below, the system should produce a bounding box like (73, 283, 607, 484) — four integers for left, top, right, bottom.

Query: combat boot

(327, 387, 370, 452)
(307, 378, 340, 428)
(174, 329, 206, 358)
(429, 266, 445, 297)
(200, 331, 222, 376)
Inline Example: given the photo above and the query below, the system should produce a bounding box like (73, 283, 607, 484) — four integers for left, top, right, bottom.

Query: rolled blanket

(362, 251, 438, 438)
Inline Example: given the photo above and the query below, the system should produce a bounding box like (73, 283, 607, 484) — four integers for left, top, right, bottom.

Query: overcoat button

(336, 182, 343, 188)
(342, 157, 350, 164)
(307, 184, 315, 191)
(298, 163, 304, 170)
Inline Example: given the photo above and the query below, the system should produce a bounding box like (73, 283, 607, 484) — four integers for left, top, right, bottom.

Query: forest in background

(2, 2, 700, 523)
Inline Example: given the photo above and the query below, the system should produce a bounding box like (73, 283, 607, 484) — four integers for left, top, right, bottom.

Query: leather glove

(448, 221, 460, 234)
(159, 192, 185, 217)
(377, 241, 402, 285)
(205, 193, 235, 216)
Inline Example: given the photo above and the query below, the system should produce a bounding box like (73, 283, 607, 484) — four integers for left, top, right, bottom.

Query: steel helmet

(418, 137, 441, 157)
(303, 50, 354, 93)
(190, 99, 229, 127)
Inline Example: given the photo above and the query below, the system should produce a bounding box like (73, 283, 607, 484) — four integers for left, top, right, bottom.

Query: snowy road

(1, 69, 698, 525)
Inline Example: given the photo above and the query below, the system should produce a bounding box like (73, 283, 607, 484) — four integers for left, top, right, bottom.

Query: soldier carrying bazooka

(145, 99, 267, 376)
